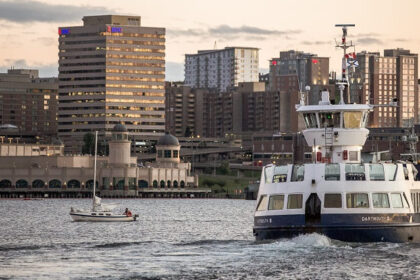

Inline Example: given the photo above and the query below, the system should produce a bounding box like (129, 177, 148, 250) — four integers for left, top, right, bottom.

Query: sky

(0, 0, 419, 81)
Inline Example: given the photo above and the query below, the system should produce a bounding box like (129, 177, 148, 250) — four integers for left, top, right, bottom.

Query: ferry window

(346, 193, 369, 208)
(345, 164, 366, 181)
(390, 193, 403, 208)
(303, 113, 318, 128)
(325, 164, 340, 180)
(272, 165, 288, 183)
(268, 195, 285, 210)
(412, 165, 419, 181)
(256, 195, 269, 211)
(343, 112, 362, 128)
(324, 193, 342, 208)
(372, 193, 390, 208)
(349, 151, 358, 161)
(362, 112, 369, 126)
(403, 164, 409, 180)
(403, 193, 410, 208)
(291, 165, 304, 182)
(287, 194, 303, 209)
(264, 165, 274, 183)
(384, 164, 398, 181)
(319, 112, 339, 128)
(369, 164, 385, 181)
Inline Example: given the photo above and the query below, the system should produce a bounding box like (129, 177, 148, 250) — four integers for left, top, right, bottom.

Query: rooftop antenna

(214, 41, 217, 50)
(335, 24, 355, 104)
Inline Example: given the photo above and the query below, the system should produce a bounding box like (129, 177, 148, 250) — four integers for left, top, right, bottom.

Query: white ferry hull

(70, 212, 137, 222)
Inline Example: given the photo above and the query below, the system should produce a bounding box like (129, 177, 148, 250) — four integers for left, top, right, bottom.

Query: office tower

(58, 15, 165, 153)
(268, 50, 330, 132)
(353, 49, 418, 127)
(0, 69, 58, 139)
(185, 47, 259, 92)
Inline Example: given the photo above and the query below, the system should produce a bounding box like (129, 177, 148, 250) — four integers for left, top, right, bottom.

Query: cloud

(301, 40, 331, 46)
(209, 25, 299, 36)
(167, 25, 300, 41)
(0, 59, 58, 77)
(394, 38, 408, 42)
(357, 37, 383, 45)
(167, 28, 204, 37)
(0, 0, 113, 23)
(351, 32, 381, 38)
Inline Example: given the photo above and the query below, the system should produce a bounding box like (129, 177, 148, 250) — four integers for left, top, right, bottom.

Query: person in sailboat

(124, 208, 132, 217)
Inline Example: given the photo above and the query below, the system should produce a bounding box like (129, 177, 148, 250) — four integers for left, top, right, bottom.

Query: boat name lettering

(361, 216, 390, 222)
(256, 218, 272, 224)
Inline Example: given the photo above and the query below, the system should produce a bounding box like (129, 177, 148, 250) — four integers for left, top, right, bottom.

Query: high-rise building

(0, 69, 58, 139)
(233, 82, 280, 133)
(165, 82, 280, 138)
(165, 82, 197, 137)
(184, 47, 259, 92)
(352, 49, 418, 127)
(268, 50, 330, 132)
(58, 15, 165, 153)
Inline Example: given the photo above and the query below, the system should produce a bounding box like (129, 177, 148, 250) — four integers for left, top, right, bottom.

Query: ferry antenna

(335, 24, 355, 104)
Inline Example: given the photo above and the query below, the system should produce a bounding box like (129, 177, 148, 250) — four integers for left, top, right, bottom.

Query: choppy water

(1, 199, 420, 279)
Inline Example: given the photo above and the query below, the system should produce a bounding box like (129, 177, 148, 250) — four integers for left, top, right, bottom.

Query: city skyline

(0, 0, 419, 80)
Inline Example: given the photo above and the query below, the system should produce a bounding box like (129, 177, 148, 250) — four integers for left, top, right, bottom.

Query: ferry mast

(335, 24, 355, 104)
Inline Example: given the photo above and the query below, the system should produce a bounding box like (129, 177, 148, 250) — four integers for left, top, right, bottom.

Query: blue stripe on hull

(254, 213, 420, 243)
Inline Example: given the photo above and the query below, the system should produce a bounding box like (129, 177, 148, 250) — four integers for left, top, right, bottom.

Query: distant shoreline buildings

(0, 14, 420, 170)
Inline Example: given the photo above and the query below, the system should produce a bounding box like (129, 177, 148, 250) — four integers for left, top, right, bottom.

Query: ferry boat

(253, 25, 420, 243)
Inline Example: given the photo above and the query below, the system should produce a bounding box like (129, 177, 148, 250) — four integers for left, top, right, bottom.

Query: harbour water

(1, 199, 420, 279)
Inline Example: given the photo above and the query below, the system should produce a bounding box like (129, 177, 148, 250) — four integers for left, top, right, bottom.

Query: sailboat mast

(93, 131, 98, 209)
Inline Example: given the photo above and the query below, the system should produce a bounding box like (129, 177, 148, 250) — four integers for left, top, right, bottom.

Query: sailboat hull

(70, 212, 137, 222)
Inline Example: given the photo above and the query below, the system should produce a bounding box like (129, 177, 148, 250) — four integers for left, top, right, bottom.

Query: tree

(218, 161, 231, 175)
(82, 133, 95, 155)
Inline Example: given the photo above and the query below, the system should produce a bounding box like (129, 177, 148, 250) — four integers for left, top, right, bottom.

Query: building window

(173, 150, 179, 158)
(164, 150, 171, 158)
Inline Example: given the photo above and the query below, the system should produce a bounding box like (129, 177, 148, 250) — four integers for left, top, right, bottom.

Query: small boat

(69, 131, 138, 222)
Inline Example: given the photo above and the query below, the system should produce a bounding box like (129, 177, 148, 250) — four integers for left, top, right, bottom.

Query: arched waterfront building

(0, 124, 206, 198)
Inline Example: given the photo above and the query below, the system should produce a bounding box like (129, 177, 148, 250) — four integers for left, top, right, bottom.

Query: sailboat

(69, 131, 138, 222)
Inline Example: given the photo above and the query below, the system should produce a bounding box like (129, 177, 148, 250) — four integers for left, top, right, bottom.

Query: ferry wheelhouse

(253, 25, 420, 243)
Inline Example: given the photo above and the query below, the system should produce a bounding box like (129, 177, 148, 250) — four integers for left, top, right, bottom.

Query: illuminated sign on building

(58, 28, 69, 35)
(107, 26, 122, 33)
